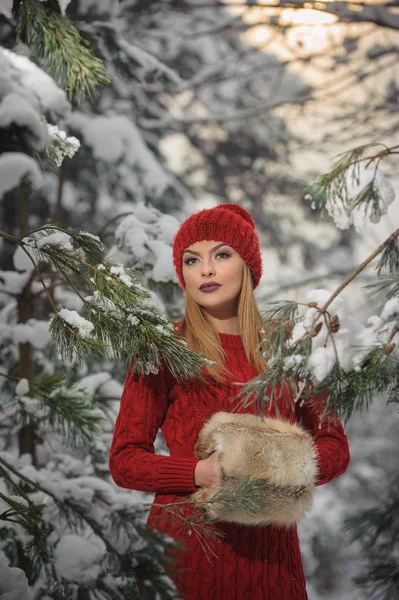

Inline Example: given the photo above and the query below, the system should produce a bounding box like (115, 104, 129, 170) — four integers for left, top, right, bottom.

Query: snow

(283, 355, 304, 371)
(54, 534, 106, 584)
(12, 318, 51, 350)
(58, 308, 94, 339)
(15, 379, 29, 397)
(380, 297, 399, 321)
(84, 291, 123, 318)
(115, 214, 150, 260)
(109, 264, 133, 287)
(325, 163, 395, 233)
(33, 230, 86, 261)
(36, 231, 74, 252)
(75, 372, 123, 399)
(1, 48, 70, 121)
(113, 203, 179, 283)
(78, 231, 102, 244)
(146, 240, 175, 282)
(0, 557, 33, 599)
(0, 0, 13, 18)
(0, 153, 41, 200)
(0, 269, 33, 297)
(127, 314, 140, 326)
(0, 92, 49, 150)
(12, 246, 34, 273)
(67, 113, 171, 194)
(46, 124, 81, 166)
(53, 286, 84, 312)
(287, 287, 399, 382)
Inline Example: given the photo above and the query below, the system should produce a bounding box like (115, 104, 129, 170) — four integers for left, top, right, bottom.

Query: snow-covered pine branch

(304, 143, 397, 233)
(14, 374, 105, 448)
(234, 150, 398, 422)
(0, 48, 79, 198)
(0, 453, 179, 598)
(0, 224, 210, 379)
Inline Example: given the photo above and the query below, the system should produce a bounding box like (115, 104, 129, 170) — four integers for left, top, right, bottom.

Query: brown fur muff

(191, 412, 317, 526)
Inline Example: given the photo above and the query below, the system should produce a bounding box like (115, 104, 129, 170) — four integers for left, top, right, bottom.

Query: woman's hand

(194, 451, 221, 488)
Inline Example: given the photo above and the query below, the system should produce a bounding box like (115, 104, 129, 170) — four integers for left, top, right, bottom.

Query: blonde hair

(178, 264, 268, 383)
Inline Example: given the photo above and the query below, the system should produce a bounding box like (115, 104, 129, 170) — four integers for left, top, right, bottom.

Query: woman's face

(182, 240, 245, 317)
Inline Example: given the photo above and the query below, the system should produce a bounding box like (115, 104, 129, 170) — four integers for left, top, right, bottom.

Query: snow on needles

(36, 230, 74, 252)
(114, 202, 179, 283)
(46, 124, 81, 166)
(67, 112, 172, 195)
(1, 48, 70, 121)
(58, 308, 94, 339)
(325, 162, 395, 233)
(54, 534, 106, 584)
(287, 288, 399, 382)
(15, 379, 30, 397)
(0, 48, 73, 199)
(0, 317, 51, 350)
(0, 153, 42, 200)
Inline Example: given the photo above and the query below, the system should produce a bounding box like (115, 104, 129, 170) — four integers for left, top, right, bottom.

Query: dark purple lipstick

(199, 282, 222, 293)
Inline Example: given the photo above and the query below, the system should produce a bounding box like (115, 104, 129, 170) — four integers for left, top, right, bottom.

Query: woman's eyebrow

(183, 243, 232, 257)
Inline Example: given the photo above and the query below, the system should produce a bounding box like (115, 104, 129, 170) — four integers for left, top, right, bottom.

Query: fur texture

(191, 412, 317, 526)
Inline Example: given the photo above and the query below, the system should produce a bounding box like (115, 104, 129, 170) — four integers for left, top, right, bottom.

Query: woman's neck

(208, 315, 241, 335)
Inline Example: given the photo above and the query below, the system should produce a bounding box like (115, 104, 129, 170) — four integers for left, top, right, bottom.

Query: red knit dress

(109, 332, 350, 600)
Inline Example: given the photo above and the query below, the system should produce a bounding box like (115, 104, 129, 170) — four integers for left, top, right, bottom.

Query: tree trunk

(17, 182, 37, 465)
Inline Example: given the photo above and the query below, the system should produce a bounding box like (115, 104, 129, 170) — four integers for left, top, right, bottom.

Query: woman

(109, 203, 350, 599)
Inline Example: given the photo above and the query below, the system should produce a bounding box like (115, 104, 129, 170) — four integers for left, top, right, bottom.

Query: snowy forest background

(0, 0, 398, 598)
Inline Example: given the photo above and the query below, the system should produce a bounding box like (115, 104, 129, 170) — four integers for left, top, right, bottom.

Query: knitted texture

(172, 203, 263, 290)
(109, 332, 350, 600)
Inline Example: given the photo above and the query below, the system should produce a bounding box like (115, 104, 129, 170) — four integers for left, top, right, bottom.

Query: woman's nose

(201, 261, 216, 277)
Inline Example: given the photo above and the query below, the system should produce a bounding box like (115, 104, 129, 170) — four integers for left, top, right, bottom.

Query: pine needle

(16, 0, 111, 101)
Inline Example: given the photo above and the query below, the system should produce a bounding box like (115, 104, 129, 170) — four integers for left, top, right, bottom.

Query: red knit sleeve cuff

(155, 457, 202, 493)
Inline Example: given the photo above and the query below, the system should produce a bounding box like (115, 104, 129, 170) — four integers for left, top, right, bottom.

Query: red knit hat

(172, 203, 262, 290)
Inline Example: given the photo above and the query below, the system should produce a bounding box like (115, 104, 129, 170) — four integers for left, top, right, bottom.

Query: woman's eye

(183, 252, 230, 265)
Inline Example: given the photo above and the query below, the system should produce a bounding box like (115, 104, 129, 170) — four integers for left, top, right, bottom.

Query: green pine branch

(377, 237, 399, 277)
(15, 372, 105, 447)
(16, 0, 112, 101)
(304, 142, 398, 214)
(303, 346, 399, 423)
(260, 300, 300, 353)
(0, 455, 178, 598)
(345, 475, 399, 600)
(365, 276, 399, 302)
(232, 224, 399, 423)
(0, 225, 211, 381)
(34, 120, 81, 169)
(354, 560, 399, 600)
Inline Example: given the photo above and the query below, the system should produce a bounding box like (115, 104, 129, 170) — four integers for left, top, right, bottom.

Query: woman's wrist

(194, 459, 204, 487)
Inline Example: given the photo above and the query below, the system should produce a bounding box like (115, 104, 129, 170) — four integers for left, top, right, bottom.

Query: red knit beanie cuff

(172, 203, 262, 290)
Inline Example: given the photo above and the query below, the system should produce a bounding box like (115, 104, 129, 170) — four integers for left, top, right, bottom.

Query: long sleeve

(295, 385, 350, 487)
(109, 365, 201, 494)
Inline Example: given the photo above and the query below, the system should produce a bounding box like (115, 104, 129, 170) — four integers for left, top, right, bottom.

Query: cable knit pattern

(109, 333, 350, 599)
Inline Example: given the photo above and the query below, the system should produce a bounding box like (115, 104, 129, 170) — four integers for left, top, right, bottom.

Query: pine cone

(329, 315, 340, 333)
(307, 302, 318, 308)
(311, 322, 323, 337)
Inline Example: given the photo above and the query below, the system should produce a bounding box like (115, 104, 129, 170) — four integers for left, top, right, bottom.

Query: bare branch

(186, 1, 399, 30)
